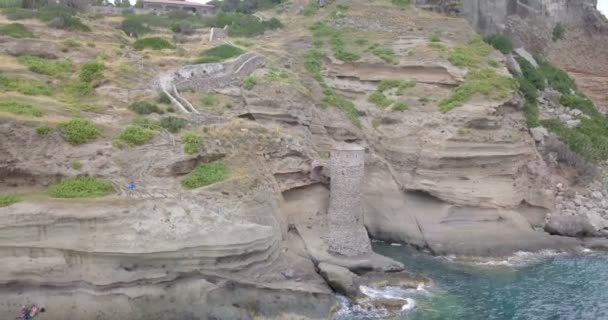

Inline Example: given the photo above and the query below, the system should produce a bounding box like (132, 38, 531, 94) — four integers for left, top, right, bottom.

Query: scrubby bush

(200, 95, 217, 106)
(62, 39, 81, 48)
(552, 23, 566, 42)
(182, 131, 202, 155)
(195, 44, 244, 64)
(160, 116, 187, 133)
(544, 135, 597, 183)
(132, 117, 161, 130)
(36, 124, 51, 136)
(0, 100, 43, 117)
(64, 81, 92, 97)
(2, 7, 37, 20)
(120, 18, 150, 37)
(47, 15, 90, 32)
(116, 125, 156, 146)
(392, 101, 408, 111)
(133, 37, 175, 50)
(128, 101, 162, 115)
(391, 0, 411, 7)
(71, 160, 83, 170)
(158, 91, 171, 104)
(0, 74, 51, 96)
(439, 68, 516, 112)
(171, 22, 195, 34)
(429, 32, 441, 43)
(58, 118, 100, 145)
(0, 22, 34, 38)
(560, 94, 599, 117)
(517, 57, 545, 90)
(368, 91, 392, 109)
(242, 75, 257, 90)
(227, 16, 282, 37)
(448, 36, 493, 67)
(0, 194, 19, 207)
(79, 61, 104, 83)
(517, 77, 538, 104)
(48, 176, 114, 198)
(538, 60, 577, 95)
(181, 161, 228, 189)
(369, 45, 397, 64)
(525, 102, 539, 128)
(17, 56, 73, 78)
(302, 1, 318, 16)
(483, 33, 513, 54)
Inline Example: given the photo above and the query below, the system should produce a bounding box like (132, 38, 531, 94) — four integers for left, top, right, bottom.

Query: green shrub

(516, 57, 545, 90)
(483, 33, 513, 54)
(0, 22, 34, 38)
(36, 124, 51, 136)
(183, 131, 202, 155)
(160, 116, 187, 133)
(517, 77, 538, 104)
(48, 176, 113, 198)
(439, 68, 516, 112)
(552, 23, 566, 42)
(429, 32, 441, 43)
(181, 161, 229, 189)
(0, 0, 23, 8)
(303, 1, 319, 16)
(0, 194, 19, 207)
(120, 18, 151, 37)
(525, 102, 539, 128)
(243, 75, 257, 90)
(560, 94, 600, 117)
(0, 74, 51, 96)
(335, 49, 360, 62)
(71, 160, 83, 170)
(158, 92, 171, 104)
(79, 61, 104, 83)
(227, 15, 282, 37)
(369, 45, 397, 64)
(542, 117, 608, 162)
(0, 100, 43, 117)
(133, 37, 175, 50)
(2, 7, 36, 20)
(59, 118, 100, 145)
(368, 91, 392, 109)
(448, 36, 493, 67)
(200, 95, 218, 106)
(266, 67, 289, 81)
(195, 44, 244, 64)
(47, 15, 90, 32)
(64, 81, 92, 97)
(392, 101, 408, 111)
(116, 125, 156, 146)
(321, 88, 361, 127)
(171, 21, 195, 34)
(62, 39, 81, 48)
(538, 60, 577, 95)
(377, 79, 416, 93)
(17, 56, 73, 78)
(128, 101, 162, 115)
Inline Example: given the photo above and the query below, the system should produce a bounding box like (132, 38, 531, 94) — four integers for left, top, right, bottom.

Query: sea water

(339, 243, 608, 320)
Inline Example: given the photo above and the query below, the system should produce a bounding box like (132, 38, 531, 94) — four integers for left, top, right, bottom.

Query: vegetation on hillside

(59, 118, 100, 145)
(115, 125, 156, 146)
(0, 100, 43, 117)
(448, 36, 493, 67)
(195, 44, 244, 64)
(0, 194, 19, 207)
(17, 56, 73, 78)
(133, 37, 175, 50)
(48, 176, 114, 198)
(181, 160, 229, 189)
(0, 74, 51, 95)
(182, 131, 202, 155)
(0, 22, 34, 38)
(368, 80, 415, 110)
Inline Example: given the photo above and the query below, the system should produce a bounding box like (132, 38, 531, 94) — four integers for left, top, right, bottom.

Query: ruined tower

(326, 144, 372, 256)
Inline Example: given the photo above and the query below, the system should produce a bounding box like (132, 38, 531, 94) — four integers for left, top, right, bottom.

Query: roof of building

(143, 0, 215, 8)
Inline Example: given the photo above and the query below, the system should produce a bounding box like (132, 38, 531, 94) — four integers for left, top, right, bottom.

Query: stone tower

(326, 144, 372, 256)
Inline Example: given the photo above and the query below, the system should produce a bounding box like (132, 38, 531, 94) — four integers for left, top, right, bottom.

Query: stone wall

(326, 145, 372, 257)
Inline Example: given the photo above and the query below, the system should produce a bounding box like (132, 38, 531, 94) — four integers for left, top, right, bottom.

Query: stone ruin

(158, 53, 265, 114)
(325, 144, 372, 257)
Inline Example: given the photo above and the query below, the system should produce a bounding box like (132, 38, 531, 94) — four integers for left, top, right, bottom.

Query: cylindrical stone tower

(326, 144, 372, 256)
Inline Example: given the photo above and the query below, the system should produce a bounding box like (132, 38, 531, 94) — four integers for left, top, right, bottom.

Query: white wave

(390, 242, 403, 246)
(400, 298, 417, 312)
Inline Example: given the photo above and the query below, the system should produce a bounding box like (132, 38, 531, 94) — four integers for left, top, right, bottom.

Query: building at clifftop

(142, 0, 215, 15)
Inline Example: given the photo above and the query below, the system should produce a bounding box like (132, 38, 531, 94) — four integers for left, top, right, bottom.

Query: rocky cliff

(417, 0, 608, 108)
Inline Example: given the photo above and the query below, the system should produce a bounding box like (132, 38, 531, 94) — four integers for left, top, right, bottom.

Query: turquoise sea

(340, 243, 608, 320)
